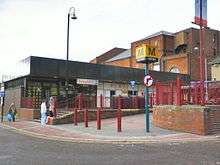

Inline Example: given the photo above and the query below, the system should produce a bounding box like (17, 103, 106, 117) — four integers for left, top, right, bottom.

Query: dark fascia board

(27, 56, 189, 84)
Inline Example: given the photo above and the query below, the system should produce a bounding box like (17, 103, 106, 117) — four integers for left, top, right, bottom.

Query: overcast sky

(0, 0, 220, 78)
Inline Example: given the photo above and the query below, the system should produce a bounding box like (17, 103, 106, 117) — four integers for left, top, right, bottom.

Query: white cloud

(0, 0, 220, 77)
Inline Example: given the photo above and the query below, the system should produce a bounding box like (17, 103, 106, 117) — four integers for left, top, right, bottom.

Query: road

(0, 126, 219, 165)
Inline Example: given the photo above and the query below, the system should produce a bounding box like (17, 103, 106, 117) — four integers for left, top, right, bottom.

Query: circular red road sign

(144, 75, 153, 87)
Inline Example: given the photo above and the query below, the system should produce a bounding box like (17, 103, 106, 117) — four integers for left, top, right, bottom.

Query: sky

(0, 0, 220, 79)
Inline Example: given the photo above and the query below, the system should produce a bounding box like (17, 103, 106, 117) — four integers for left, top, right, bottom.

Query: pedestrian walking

(40, 99, 47, 127)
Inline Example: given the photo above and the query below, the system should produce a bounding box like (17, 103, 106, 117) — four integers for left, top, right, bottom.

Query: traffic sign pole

(145, 63, 150, 132)
(1, 97, 4, 122)
(135, 44, 159, 133)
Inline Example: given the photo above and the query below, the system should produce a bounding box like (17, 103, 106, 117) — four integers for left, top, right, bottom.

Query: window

(174, 44, 187, 54)
(170, 67, 180, 73)
(153, 62, 160, 71)
(128, 91, 137, 96)
(110, 90, 115, 96)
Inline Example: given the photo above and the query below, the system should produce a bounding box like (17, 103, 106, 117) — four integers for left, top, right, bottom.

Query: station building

(4, 56, 189, 112)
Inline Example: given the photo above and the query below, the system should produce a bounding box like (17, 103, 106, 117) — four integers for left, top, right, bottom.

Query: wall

(97, 82, 144, 107)
(18, 108, 40, 120)
(189, 28, 220, 80)
(153, 105, 220, 135)
(4, 87, 22, 112)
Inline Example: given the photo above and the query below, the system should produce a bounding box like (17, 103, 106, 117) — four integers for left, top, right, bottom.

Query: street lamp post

(66, 7, 77, 109)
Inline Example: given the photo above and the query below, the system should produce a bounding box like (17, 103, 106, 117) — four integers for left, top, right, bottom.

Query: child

(9, 103, 17, 122)
(7, 109, 14, 122)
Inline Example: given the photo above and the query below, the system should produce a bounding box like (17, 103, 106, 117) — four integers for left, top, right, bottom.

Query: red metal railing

(153, 79, 220, 106)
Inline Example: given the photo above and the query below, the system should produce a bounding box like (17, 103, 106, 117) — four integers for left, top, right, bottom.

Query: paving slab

(0, 114, 219, 143)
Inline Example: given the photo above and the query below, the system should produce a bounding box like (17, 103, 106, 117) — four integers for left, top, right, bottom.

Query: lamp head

(71, 13, 77, 19)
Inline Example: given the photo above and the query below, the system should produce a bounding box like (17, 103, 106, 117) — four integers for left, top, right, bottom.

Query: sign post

(145, 65, 150, 132)
(135, 45, 159, 132)
(194, 0, 207, 105)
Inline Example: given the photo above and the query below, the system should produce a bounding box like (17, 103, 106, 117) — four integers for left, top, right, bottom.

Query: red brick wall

(153, 105, 220, 135)
(18, 108, 40, 120)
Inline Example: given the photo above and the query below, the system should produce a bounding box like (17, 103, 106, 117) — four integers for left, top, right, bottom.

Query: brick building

(130, 31, 174, 71)
(162, 28, 220, 81)
(91, 27, 220, 81)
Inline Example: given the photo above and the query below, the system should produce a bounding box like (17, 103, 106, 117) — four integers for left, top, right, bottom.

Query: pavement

(0, 114, 219, 144)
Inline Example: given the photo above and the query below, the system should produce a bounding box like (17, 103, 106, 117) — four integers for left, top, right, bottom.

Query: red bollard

(100, 94, 103, 108)
(74, 108, 78, 126)
(170, 81, 174, 105)
(155, 82, 160, 105)
(149, 93, 153, 108)
(97, 108, 101, 130)
(117, 109, 122, 132)
(117, 96, 122, 132)
(84, 109, 88, 127)
(96, 94, 103, 130)
(176, 77, 181, 106)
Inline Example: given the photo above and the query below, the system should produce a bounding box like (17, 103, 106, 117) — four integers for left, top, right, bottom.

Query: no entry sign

(144, 75, 153, 87)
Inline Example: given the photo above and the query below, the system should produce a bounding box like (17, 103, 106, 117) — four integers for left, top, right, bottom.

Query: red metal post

(188, 83, 191, 104)
(100, 94, 103, 109)
(96, 94, 103, 130)
(176, 77, 181, 106)
(117, 96, 122, 132)
(155, 82, 160, 105)
(199, 25, 205, 106)
(195, 83, 198, 104)
(96, 108, 101, 130)
(160, 84, 164, 104)
(84, 109, 88, 127)
(74, 108, 78, 125)
(170, 81, 174, 105)
(149, 93, 153, 108)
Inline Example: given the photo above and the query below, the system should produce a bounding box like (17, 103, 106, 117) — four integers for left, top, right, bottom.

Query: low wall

(153, 105, 220, 135)
(18, 108, 40, 121)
